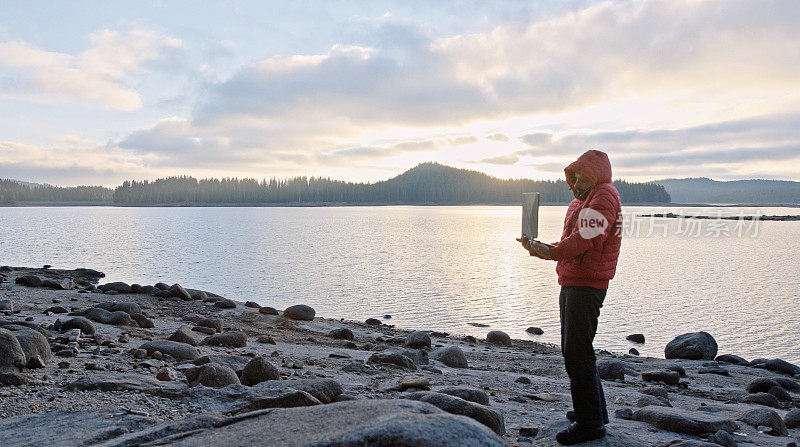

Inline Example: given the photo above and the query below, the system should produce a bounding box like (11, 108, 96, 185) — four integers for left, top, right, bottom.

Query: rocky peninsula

(1, 266, 799, 446)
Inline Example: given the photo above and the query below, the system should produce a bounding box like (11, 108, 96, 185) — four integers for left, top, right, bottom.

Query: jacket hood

(564, 150, 613, 188)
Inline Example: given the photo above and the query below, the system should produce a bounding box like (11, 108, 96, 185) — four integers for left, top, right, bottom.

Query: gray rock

(0, 299, 13, 311)
(633, 406, 738, 435)
(245, 301, 261, 308)
(240, 357, 280, 386)
(0, 410, 161, 447)
(42, 277, 74, 290)
(258, 378, 343, 404)
(626, 333, 645, 343)
(327, 328, 355, 340)
(773, 377, 800, 391)
(60, 317, 95, 335)
(12, 329, 52, 365)
(283, 304, 315, 321)
(203, 331, 247, 348)
(698, 366, 729, 376)
(597, 359, 635, 381)
(665, 331, 718, 360)
(188, 383, 322, 415)
(635, 394, 671, 407)
(784, 408, 800, 429)
(628, 348, 639, 356)
(196, 318, 223, 333)
(525, 326, 544, 335)
(0, 328, 26, 373)
(715, 354, 749, 365)
(170, 283, 192, 300)
(84, 307, 132, 326)
(767, 385, 791, 401)
(130, 313, 154, 328)
(368, 350, 417, 370)
(66, 372, 187, 397)
(742, 392, 782, 408)
(403, 391, 505, 435)
(258, 306, 279, 315)
(761, 358, 800, 376)
(486, 330, 511, 346)
(98, 282, 133, 294)
(112, 399, 505, 447)
(194, 362, 241, 387)
(708, 429, 737, 447)
(156, 367, 180, 381)
(15, 275, 43, 287)
(640, 386, 669, 399)
(365, 318, 382, 325)
(168, 326, 203, 346)
(405, 331, 432, 349)
(45, 306, 68, 314)
(642, 370, 681, 385)
(140, 340, 200, 361)
(666, 364, 687, 377)
(214, 298, 237, 309)
(430, 345, 468, 368)
(137, 285, 160, 295)
(436, 386, 489, 405)
(736, 407, 787, 435)
(95, 301, 142, 315)
(194, 354, 251, 374)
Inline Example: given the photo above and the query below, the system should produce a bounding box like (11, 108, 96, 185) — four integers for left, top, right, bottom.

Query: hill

(652, 177, 800, 204)
(111, 163, 671, 205)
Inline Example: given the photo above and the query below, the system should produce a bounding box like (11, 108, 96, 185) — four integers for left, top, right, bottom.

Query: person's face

(574, 173, 591, 191)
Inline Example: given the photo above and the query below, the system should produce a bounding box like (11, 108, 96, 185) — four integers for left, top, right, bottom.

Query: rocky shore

(1, 266, 799, 446)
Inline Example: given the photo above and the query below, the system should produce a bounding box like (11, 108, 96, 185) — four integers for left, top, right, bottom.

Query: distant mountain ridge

(652, 177, 800, 204)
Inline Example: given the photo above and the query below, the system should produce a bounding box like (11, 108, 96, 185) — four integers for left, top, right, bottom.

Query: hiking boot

(566, 410, 608, 424)
(556, 422, 605, 445)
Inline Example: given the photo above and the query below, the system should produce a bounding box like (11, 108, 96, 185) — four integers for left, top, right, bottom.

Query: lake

(1, 205, 798, 364)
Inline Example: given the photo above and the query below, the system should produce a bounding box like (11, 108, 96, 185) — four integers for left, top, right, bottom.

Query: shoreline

(1, 266, 799, 446)
(3, 201, 800, 208)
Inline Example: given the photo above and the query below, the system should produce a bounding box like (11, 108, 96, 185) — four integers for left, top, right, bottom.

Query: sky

(1, 0, 799, 186)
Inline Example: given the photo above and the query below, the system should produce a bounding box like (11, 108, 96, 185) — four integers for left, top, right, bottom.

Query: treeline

(0, 179, 113, 204)
(112, 163, 671, 204)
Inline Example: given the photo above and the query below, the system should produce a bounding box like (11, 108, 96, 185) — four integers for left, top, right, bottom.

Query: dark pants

(559, 286, 608, 428)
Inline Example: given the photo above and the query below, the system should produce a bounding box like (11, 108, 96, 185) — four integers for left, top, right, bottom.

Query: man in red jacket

(518, 149, 622, 445)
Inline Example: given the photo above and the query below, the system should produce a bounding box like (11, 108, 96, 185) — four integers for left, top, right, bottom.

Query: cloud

(486, 133, 509, 142)
(0, 28, 182, 110)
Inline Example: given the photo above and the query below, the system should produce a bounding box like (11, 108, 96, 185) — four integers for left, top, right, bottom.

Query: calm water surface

(1, 205, 798, 363)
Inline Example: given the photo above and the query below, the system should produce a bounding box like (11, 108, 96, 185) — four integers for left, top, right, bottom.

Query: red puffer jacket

(548, 150, 622, 289)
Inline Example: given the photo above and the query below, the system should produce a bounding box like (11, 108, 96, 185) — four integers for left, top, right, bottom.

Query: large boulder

(597, 359, 635, 381)
(736, 408, 787, 436)
(0, 328, 26, 373)
(66, 372, 187, 398)
(13, 329, 52, 365)
(95, 301, 142, 315)
(368, 350, 418, 370)
(283, 304, 315, 321)
(741, 392, 781, 408)
(60, 317, 95, 335)
(404, 391, 505, 435)
(168, 326, 203, 346)
(194, 354, 250, 374)
(170, 283, 192, 300)
(715, 354, 749, 365)
(761, 358, 800, 376)
(256, 378, 343, 404)
(486, 331, 511, 347)
(202, 331, 247, 348)
(784, 408, 800, 429)
(98, 282, 133, 294)
(196, 318, 223, 333)
(240, 357, 280, 386)
(193, 363, 241, 388)
(430, 346, 468, 368)
(84, 307, 132, 326)
(15, 275, 43, 287)
(0, 300, 12, 312)
(110, 399, 506, 447)
(633, 406, 738, 435)
(405, 331, 432, 349)
(436, 386, 489, 405)
(42, 277, 74, 290)
(642, 370, 681, 386)
(746, 377, 781, 394)
(327, 328, 354, 340)
(664, 332, 718, 360)
(140, 340, 200, 361)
